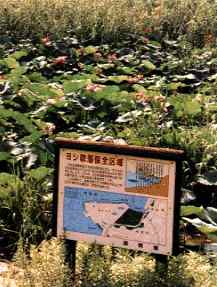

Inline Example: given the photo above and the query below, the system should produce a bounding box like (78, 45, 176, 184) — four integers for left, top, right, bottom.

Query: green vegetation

(1, 30, 217, 254)
(1, 0, 217, 286)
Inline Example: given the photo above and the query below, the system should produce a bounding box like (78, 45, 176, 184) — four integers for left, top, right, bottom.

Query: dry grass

(0, 0, 217, 45)
(0, 0, 148, 41)
(1, 0, 217, 45)
(160, 0, 217, 46)
(2, 239, 217, 286)
(6, 238, 71, 287)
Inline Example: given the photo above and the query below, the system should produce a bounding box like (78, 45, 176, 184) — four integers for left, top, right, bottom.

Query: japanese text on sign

(63, 150, 125, 192)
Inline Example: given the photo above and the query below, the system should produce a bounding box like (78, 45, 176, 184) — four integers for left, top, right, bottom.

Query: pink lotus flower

(41, 36, 52, 47)
(53, 56, 68, 65)
(135, 91, 150, 103)
(85, 83, 104, 92)
(127, 75, 143, 84)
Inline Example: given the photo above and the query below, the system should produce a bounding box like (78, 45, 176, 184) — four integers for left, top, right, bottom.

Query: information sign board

(54, 139, 184, 256)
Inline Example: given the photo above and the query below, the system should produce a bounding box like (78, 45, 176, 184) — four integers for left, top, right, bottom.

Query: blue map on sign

(63, 187, 148, 235)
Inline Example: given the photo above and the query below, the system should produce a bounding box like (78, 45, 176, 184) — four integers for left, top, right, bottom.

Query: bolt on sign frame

(53, 138, 184, 258)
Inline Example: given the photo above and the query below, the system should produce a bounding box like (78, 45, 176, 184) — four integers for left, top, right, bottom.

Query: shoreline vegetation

(0, 0, 217, 47)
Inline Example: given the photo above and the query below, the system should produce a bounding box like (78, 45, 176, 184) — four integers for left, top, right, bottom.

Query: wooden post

(65, 239, 77, 282)
(52, 144, 77, 282)
(155, 254, 168, 278)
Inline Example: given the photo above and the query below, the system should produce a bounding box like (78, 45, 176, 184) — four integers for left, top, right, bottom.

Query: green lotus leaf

(117, 66, 135, 75)
(166, 82, 186, 92)
(83, 46, 97, 55)
(0, 152, 11, 161)
(181, 205, 204, 217)
(10, 50, 28, 60)
(25, 83, 63, 99)
(184, 100, 201, 115)
(28, 72, 47, 83)
(63, 79, 91, 93)
(107, 75, 128, 83)
(3, 56, 19, 69)
(132, 84, 146, 92)
(141, 60, 156, 73)
(183, 217, 217, 234)
(0, 173, 23, 195)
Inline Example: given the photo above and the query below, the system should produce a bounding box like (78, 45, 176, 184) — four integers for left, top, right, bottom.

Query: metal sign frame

(53, 138, 184, 257)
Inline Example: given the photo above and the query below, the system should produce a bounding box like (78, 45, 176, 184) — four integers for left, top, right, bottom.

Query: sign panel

(56, 141, 181, 256)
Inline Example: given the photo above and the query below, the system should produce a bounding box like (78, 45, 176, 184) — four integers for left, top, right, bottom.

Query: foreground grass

(2, 238, 217, 287)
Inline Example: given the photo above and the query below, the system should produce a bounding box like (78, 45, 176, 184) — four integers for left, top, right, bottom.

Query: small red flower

(127, 75, 143, 84)
(135, 92, 150, 103)
(205, 33, 215, 45)
(41, 36, 52, 47)
(53, 56, 68, 65)
(128, 77, 140, 84)
(144, 27, 152, 34)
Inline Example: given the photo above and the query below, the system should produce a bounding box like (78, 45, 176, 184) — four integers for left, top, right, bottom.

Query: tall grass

(160, 0, 217, 46)
(1, 0, 217, 45)
(0, 0, 148, 42)
(3, 239, 217, 286)
(6, 238, 71, 287)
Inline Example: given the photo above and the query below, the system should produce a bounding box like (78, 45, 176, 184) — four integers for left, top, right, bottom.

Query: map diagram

(59, 149, 175, 254)
(64, 187, 167, 246)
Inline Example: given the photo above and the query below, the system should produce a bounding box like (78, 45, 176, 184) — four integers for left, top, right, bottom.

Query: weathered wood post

(65, 239, 77, 281)
(52, 141, 77, 281)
